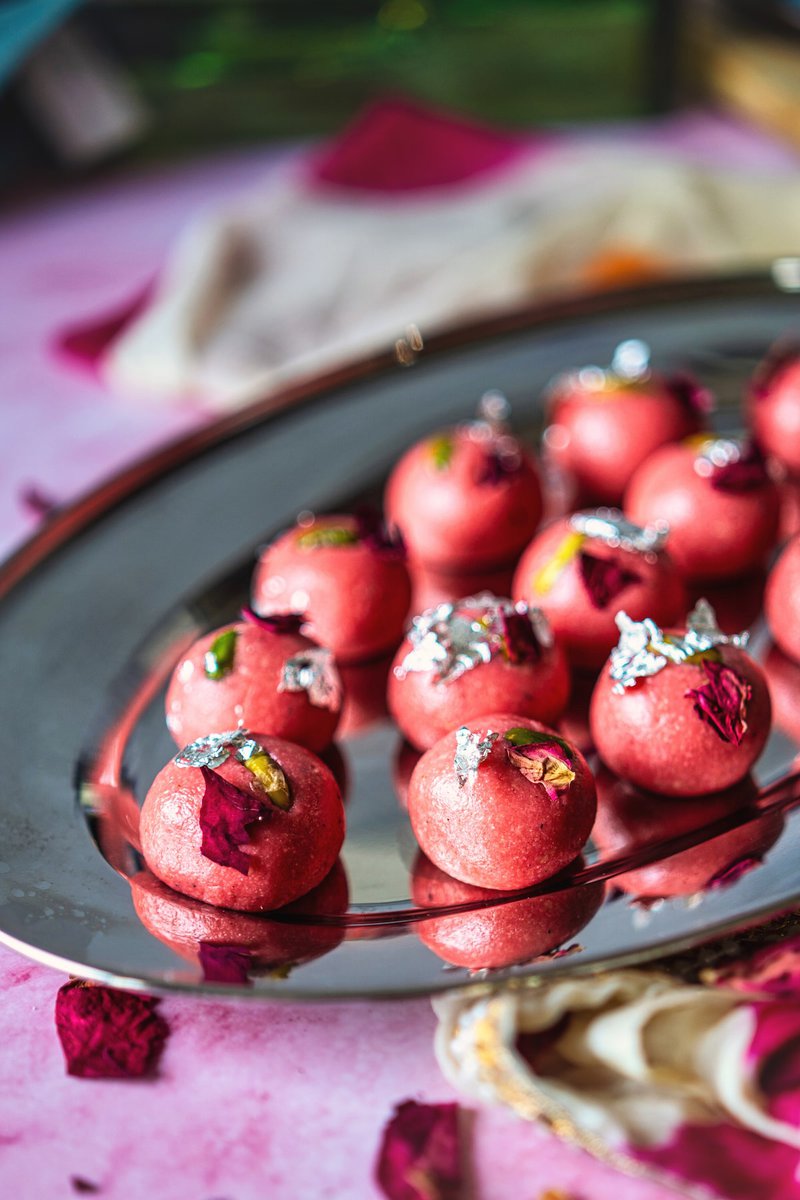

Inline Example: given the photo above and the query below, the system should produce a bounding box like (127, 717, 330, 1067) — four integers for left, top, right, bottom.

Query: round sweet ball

(388, 594, 570, 751)
(251, 512, 411, 664)
(411, 852, 604, 970)
(589, 606, 771, 797)
(543, 339, 708, 505)
(766, 534, 800, 663)
(407, 712, 597, 890)
(512, 509, 685, 668)
(140, 732, 345, 912)
(385, 404, 542, 571)
(131, 860, 349, 980)
(165, 612, 341, 753)
(624, 435, 780, 582)
(750, 344, 800, 475)
(592, 769, 782, 899)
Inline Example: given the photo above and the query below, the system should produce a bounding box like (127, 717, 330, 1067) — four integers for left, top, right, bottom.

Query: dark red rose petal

(375, 1100, 462, 1200)
(475, 439, 522, 486)
(578, 551, 641, 610)
(55, 980, 168, 1079)
(71, 1178, 101, 1194)
(354, 507, 406, 556)
(685, 659, 751, 746)
(198, 943, 252, 986)
(710, 443, 770, 493)
(497, 609, 542, 664)
(20, 484, 59, 519)
(199, 766, 270, 874)
(666, 370, 714, 416)
(241, 607, 306, 635)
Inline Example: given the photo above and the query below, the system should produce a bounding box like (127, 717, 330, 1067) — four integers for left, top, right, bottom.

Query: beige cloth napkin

(104, 145, 800, 412)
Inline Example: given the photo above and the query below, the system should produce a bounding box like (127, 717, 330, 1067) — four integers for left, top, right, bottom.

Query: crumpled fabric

(101, 133, 800, 412)
(433, 969, 800, 1192)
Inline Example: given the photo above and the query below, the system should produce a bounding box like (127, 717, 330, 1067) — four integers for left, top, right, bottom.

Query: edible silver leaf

(175, 729, 250, 769)
(278, 648, 342, 711)
(454, 726, 499, 787)
(609, 601, 748, 694)
(569, 508, 668, 554)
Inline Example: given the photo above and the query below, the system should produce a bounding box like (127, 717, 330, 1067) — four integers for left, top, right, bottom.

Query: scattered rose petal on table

(375, 1100, 463, 1200)
(70, 1177, 101, 1194)
(55, 979, 169, 1079)
(19, 484, 60, 520)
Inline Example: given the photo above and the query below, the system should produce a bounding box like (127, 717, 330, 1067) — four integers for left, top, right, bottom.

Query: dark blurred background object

(1, 0, 683, 191)
(685, 0, 800, 151)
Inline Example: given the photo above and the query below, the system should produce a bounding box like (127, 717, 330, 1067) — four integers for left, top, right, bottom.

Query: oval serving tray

(2, 271, 800, 1001)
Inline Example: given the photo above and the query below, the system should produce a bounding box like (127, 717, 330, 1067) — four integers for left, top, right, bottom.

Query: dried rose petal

(685, 659, 751, 745)
(199, 765, 270, 874)
(354, 507, 406, 556)
(504, 729, 575, 801)
(241, 608, 306, 635)
(577, 551, 641, 610)
(198, 943, 252, 986)
(70, 1177, 101, 1194)
(475, 437, 522, 486)
(711, 934, 800, 997)
(710, 442, 769, 493)
(20, 483, 59, 519)
(55, 980, 168, 1079)
(665, 370, 714, 416)
(496, 608, 542, 664)
(375, 1100, 462, 1200)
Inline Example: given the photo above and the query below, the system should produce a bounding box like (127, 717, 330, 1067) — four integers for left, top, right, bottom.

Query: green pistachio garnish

(203, 629, 238, 680)
(242, 749, 292, 811)
(296, 525, 359, 549)
(429, 434, 454, 470)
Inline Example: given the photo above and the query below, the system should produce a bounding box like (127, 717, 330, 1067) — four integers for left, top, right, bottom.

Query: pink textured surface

(1, 111, 795, 1198)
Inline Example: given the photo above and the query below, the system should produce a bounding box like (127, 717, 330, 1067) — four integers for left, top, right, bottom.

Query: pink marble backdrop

(0, 112, 795, 1199)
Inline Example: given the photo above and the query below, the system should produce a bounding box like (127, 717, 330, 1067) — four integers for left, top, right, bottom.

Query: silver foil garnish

(569, 508, 668, 554)
(175, 729, 261, 769)
(546, 339, 652, 398)
(477, 389, 511, 431)
(278, 648, 342, 711)
(609, 600, 748, 694)
(394, 593, 552, 683)
(454, 726, 499, 787)
(693, 436, 746, 478)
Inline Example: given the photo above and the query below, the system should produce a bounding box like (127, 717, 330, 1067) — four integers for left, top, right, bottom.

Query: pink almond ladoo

(512, 509, 685, 668)
(165, 610, 341, 752)
(140, 730, 345, 912)
(765, 533, 800, 664)
(385, 394, 542, 571)
(543, 339, 709, 505)
(388, 593, 569, 751)
(590, 601, 771, 798)
(412, 852, 603, 971)
(252, 511, 411, 664)
(407, 712, 596, 891)
(749, 340, 800, 475)
(624, 434, 780, 582)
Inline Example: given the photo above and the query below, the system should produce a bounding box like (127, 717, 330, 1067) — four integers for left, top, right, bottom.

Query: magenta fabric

(309, 96, 528, 191)
(1, 110, 798, 1198)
